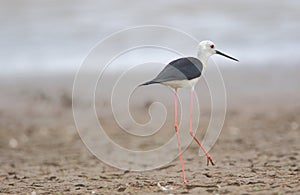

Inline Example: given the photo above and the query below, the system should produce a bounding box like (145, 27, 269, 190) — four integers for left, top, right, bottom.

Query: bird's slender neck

(197, 50, 210, 69)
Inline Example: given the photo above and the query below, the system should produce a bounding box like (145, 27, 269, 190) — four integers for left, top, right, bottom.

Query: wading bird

(140, 40, 238, 184)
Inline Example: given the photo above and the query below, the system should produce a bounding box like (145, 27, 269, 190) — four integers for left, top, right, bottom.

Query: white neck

(197, 50, 211, 69)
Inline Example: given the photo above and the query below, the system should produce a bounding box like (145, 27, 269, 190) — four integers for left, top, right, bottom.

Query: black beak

(216, 50, 239, 62)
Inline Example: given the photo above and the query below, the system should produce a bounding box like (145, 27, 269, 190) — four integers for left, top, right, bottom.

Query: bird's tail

(139, 80, 157, 87)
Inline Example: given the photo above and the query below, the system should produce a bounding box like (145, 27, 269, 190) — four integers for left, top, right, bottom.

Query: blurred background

(0, 0, 300, 74)
(1, 0, 299, 138)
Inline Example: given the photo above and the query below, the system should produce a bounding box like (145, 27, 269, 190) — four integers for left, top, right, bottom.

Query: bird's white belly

(161, 77, 200, 89)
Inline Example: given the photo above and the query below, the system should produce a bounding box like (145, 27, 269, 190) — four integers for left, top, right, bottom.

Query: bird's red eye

(210, 44, 214, 49)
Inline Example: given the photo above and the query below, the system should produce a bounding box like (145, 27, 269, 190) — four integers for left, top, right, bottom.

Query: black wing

(140, 57, 203, 86)
(152, 57, 203, 83)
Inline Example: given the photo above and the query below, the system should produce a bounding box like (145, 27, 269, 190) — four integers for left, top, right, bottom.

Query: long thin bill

(216, 50, 239, 62)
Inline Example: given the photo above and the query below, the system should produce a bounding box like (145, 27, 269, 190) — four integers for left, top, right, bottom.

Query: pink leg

(189, 89, 215, 166)
(174, 89, 187, 184)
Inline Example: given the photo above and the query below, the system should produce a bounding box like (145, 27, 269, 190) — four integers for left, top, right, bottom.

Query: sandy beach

(0, 64, 299, 194)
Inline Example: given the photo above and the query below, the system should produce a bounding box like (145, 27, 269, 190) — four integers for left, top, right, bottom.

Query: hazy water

(0, 0, 300, 74)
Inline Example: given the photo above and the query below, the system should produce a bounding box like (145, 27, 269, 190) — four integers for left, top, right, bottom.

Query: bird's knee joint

(175, 124, 179, 132)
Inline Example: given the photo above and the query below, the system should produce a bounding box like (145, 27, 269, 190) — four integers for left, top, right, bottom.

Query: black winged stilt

(140, 40, 239, 184)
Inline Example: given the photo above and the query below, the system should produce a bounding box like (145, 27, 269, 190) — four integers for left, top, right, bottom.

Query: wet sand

(0, 65, 299, 194)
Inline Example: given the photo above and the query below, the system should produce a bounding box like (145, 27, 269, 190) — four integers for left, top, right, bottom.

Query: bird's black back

(146, 57, 203, 85)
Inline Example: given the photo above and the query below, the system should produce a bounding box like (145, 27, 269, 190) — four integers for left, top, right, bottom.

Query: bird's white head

(197, 40, 238, 66)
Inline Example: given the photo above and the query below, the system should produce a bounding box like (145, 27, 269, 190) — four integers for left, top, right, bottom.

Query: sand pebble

(291, 122, 299, 130)
(157, 182, 173, 191)
(117, 186, 126, 192)
(9, 138, 18, 148)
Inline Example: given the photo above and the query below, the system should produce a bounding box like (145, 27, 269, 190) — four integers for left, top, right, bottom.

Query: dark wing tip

(139, 80, 158, 87)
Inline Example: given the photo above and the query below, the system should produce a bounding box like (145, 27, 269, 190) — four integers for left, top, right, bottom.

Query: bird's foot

(206, 154, 215, 166)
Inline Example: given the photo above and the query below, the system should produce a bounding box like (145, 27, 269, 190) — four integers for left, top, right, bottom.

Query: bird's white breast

(161, 77, 200, 89)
